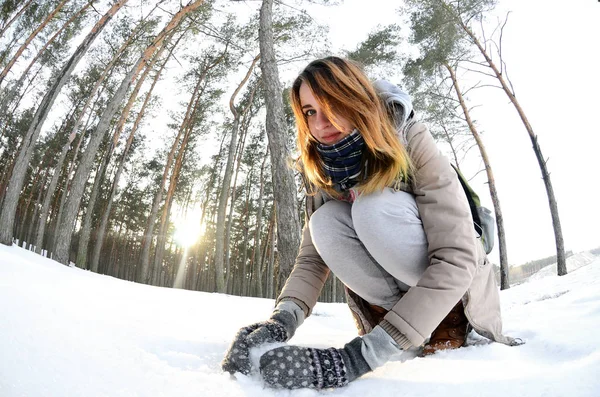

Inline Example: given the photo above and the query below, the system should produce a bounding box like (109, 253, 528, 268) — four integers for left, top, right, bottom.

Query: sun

(173, 218, 205, 248)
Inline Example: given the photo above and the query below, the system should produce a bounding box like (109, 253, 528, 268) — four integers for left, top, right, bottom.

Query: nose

(314, 111, 331, 130)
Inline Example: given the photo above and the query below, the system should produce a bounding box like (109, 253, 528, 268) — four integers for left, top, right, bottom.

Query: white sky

(299, 0, 600, 265)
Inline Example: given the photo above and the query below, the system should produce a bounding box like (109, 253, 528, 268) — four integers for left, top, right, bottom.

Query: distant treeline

(508, 251, 575, 285)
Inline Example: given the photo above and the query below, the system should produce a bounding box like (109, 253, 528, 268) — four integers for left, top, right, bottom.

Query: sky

(296, 0, 600, 265)
(1, 243, 599, 396)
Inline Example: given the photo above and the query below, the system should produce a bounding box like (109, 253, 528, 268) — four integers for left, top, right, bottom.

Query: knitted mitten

(259, 337, 371, 389)
(221, 309, 298, 375)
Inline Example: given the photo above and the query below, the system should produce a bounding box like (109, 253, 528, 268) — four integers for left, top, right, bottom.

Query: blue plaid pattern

(316, 129, 365, 191)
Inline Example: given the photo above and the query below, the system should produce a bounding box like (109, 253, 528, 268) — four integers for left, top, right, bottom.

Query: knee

(352, 188, 420, 236)
(309, 200, 350, 245)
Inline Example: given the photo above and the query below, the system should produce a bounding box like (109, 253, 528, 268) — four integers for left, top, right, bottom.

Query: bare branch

(468, 168, 487, 182)
(428, 90, 458, 104)
(467, 104, 482, 113)
(479, 18, 489, 60)
(457, 58, 489, 70)
(156, 4, 175, 16)
(461, 66, 497, 79)
(499, 12, 510, 74)
(462, 81, 485, 96)
(474, 84, 504, 91)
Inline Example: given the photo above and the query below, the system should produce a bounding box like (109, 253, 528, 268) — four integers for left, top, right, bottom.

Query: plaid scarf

(316, 129, 365, 191)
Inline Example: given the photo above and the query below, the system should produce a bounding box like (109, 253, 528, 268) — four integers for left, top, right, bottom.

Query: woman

(221, 57, 519, 390)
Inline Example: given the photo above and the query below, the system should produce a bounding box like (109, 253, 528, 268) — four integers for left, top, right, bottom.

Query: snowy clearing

(1, 244, 599, 397)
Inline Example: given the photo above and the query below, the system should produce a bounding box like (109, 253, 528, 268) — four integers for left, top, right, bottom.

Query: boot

(421, 301, 470, 356)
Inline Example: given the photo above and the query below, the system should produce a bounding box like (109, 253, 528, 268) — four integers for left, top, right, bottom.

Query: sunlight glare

(173, 217, 205, 248)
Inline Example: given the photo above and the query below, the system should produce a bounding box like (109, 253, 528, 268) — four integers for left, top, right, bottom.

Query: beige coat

(277, 120, 519, 348)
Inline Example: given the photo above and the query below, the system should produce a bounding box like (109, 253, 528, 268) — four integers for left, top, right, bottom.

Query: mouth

(321, 132, 341, 143)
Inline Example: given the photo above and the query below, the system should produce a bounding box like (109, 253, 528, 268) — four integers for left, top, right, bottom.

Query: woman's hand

(221, 310, 297, 375)
(258, 337, 372, 389)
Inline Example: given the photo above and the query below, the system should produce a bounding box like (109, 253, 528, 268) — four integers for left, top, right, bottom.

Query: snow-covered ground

(1, 244, 599, 397)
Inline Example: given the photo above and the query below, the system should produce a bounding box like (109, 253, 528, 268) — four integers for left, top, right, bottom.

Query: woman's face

(299, 82, 354, 145)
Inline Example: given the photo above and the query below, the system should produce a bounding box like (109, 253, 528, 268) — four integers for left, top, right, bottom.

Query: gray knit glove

(221, 310, 297, 375)
(259, 337, 372, 389)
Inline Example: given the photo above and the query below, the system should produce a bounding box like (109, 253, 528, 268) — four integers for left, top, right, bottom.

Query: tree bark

(258, 0, 301, 293)
(0, 0, 129, 246)
(445, 62, 510, 289)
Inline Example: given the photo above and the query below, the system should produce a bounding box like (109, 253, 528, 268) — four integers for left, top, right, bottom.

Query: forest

(0, 0, 568, 302)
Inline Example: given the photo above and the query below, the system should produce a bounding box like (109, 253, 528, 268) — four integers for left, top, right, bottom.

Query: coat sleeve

(276, 210, 330, 317)
(383, 122, 480, 347)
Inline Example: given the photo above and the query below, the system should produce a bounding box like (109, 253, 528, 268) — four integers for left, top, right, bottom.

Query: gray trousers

(309, 187, 429, 311)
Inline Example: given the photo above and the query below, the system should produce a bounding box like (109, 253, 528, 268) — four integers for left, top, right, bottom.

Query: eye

(304, 109, 316, 117)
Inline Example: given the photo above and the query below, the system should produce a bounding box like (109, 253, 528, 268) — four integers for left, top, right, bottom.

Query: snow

(1, 244, 599, 397)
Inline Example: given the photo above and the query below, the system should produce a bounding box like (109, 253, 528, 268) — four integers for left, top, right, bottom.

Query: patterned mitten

(259, 337, 372, 389)
(221, 309, 298, 375)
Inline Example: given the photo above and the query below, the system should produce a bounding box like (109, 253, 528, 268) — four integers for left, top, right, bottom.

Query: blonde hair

(290, 57, 412, 198)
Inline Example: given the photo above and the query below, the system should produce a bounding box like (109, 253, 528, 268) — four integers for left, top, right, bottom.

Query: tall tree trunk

(16, 157, 47, 241)
(53, 1, 204, 265)
(0, 0, 128, 246)
(89, 36, 178, 274)
(34, 132, 77, 254)
(266, 207, 276, 298)
(18, 166, 46, 245)
(224, 128, 248, 294)
(225, 79, 259, 294)
(0, 0, 70, 86)
(26, 170, 48, 249)
(258, 0, 301, 292)
(239, 172, 253, 296)
(51, 117, 91, 252)
(75, 142, 112, 269)
(252, 146, 269, 297)
(445, 62, 510, 289)
(215, 54, 259, 293)
(453, 7, 566, 276)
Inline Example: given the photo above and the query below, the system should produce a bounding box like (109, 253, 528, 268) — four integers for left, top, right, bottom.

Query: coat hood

(373, 80, 413, 128)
